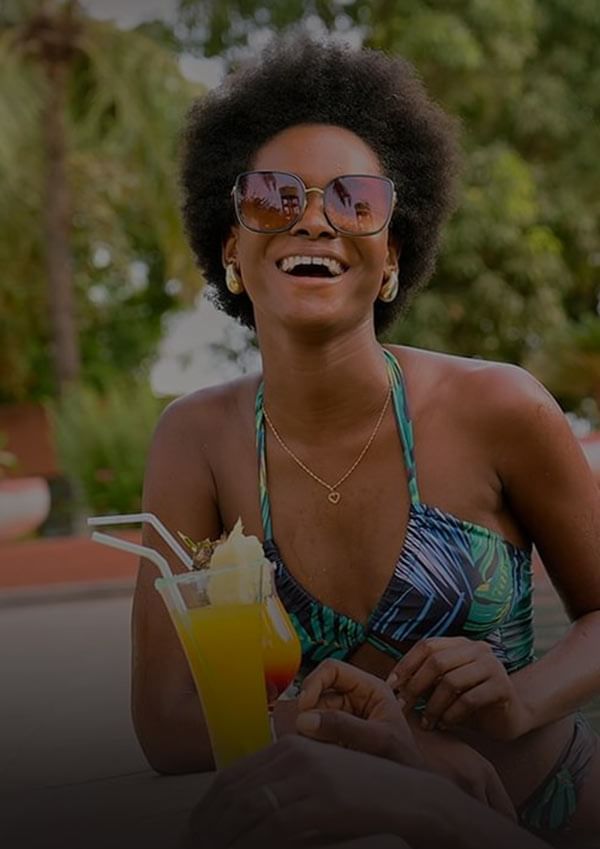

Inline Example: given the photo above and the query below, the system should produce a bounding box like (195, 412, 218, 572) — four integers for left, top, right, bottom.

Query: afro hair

(180, 34, 461, 334)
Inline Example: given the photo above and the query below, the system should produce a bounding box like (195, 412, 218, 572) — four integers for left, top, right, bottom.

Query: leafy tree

(51, 379, 167, 514)
(526, 316, 600, 421)
(177, 0, 600, 407)
(0, 0, 203, 402)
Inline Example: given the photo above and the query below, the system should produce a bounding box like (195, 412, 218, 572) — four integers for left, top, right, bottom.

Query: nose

(290, 188, 335, 239)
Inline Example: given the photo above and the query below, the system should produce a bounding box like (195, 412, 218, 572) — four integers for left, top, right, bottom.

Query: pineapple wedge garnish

(179, 518, 270, 604)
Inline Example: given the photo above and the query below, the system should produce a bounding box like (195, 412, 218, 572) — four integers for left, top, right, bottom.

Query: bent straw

(90, 531, 186, 613)
(87, 512, 193, 570)
(91, 531, 173, 580)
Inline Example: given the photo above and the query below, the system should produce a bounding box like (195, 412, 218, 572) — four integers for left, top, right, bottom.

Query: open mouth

(276, 255, 348, 279)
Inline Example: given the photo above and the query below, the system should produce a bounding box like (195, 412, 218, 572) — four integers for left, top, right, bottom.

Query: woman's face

(224, 124, 398, 336)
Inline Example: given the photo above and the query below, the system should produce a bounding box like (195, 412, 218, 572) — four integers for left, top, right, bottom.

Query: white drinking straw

(90, 531, 187, 613)
(87, 512, 194, 570)
(90, 531, 173, 580)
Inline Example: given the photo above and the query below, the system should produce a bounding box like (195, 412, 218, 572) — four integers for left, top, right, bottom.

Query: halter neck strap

(255, 347, 421, 541)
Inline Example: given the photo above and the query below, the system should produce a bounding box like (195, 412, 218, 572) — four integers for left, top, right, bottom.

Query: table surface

(2, 768, 214, 849)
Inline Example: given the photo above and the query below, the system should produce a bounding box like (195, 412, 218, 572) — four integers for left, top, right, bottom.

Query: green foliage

(0, 8, 204, 402)
(179, 0, 600, 410)
(50, 380, 166, 514)
(526, 315, 600, 415)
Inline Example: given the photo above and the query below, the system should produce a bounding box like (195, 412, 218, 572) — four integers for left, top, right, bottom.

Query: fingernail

(296, 711, 321, 733)
(386, 672, 398, 686)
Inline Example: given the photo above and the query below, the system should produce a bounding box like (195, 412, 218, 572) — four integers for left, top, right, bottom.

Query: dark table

(2, 769, 213, 849)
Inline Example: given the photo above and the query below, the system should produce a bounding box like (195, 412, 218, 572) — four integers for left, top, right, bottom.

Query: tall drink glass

(262, 564, 302, 702)
(155, 563, 272, 769)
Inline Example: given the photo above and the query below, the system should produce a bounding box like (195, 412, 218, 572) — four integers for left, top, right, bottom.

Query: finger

(397, 654, 459, 705)
(228, 794, 322, 849)
(194, 779, 291, 849)
(296, 709, 420, 766)
(198, 737, 298, 824)
(420, 661, 489, 729)
(317, 691, 347, 711)
(201, 745, 320, 849)
(299, 659, 391, 715)
(387, 640, 477, 694)
(299, 659, 383, 710)
(300, 689, 407, 732)
(272, 698, 299, 738)
(441, 681, 509, 728)
(230, 767, 429, 848)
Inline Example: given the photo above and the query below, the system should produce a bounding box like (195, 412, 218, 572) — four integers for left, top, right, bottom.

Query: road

(0, 589, 147, 790)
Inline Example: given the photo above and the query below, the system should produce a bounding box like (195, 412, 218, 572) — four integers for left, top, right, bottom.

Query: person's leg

(517, 715, 600, 839)
(569, 721, 600, 833)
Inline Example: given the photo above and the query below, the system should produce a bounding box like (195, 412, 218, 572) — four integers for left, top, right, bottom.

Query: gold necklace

(263, 386, 392, 505)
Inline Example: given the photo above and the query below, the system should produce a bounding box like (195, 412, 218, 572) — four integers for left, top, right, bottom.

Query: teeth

(279, 255, 345, 275)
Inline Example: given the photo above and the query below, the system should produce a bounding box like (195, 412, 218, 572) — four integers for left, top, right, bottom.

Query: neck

(257, 320, 391, 440)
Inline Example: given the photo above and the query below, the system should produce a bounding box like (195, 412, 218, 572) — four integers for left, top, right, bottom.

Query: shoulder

(389, 344, 559, 429)
(143, 373, 261, 526)
(152, 373, 261, 447)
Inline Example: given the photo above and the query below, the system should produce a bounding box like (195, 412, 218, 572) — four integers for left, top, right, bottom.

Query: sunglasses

(231, 170, 397, 237)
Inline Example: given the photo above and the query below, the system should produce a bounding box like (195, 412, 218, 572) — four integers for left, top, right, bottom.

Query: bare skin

(132, 124, 600, 832)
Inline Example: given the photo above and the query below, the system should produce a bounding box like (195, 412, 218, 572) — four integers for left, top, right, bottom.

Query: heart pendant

(328, 491, 341, 505)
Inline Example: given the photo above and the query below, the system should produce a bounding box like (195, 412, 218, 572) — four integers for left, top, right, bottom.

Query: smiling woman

(221, 124, 402, 338)
(132, 33, 600, 846)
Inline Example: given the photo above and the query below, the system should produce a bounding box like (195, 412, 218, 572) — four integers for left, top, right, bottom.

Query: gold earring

(379, 269, 398, 303)
(225, 263, 244, 295)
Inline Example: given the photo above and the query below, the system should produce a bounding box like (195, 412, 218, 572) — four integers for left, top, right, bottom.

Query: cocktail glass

(262, 564, 302, 704)
(155, 562, 272, 769)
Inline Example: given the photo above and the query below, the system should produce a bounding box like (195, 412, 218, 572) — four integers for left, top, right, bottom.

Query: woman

(132, 35, 600, 841)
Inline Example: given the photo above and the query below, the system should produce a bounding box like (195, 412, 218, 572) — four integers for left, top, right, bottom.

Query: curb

(0, 578, 135, 609)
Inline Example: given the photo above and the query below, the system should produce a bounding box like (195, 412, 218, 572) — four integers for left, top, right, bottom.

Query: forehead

(251, 124, 384, 184)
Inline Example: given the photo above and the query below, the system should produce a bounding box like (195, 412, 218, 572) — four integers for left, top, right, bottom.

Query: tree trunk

(42, 56, 79, 395)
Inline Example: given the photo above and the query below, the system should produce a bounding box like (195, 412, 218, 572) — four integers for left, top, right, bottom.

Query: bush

(50, 380, 167, 515)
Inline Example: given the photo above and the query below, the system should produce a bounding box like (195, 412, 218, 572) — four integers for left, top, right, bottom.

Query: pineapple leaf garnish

(177, 530, 227, 569)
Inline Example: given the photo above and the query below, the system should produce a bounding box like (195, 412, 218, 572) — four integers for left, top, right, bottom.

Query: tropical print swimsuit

(255, 347, 595, 835)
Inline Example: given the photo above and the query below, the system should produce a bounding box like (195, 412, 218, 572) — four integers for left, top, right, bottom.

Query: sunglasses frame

(231, 170, 397, 237)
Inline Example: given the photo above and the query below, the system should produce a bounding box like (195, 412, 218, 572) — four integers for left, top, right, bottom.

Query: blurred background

(0, 0, 599, 788)
(1, 0, 600, 543)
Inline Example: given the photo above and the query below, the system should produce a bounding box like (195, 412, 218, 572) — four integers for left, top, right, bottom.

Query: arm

(131, 396, 222, 773)
(387, 366, 600, 740)
(493, 367, 600, 732)
(186, 736, 549, 849)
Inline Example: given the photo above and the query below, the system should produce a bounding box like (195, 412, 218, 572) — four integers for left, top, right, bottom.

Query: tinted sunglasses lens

(236, 172, 304, 232)
(324, 176, 393, 234)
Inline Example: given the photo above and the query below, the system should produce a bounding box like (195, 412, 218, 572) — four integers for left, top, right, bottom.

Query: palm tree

(16, 0, 82, 391)
(0, 0, 202, 400)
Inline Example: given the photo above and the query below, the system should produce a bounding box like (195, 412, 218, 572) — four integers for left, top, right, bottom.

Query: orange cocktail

(262, 580, 302, 700)
(180, 521, 302, 703)
(155, 561, 272, 769)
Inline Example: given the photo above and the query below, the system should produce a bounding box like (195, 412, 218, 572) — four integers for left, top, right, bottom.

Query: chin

(280, 305, 364, 340)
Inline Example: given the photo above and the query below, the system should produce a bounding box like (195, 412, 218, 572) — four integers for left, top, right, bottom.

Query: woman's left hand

(387, 637, 532, 741)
